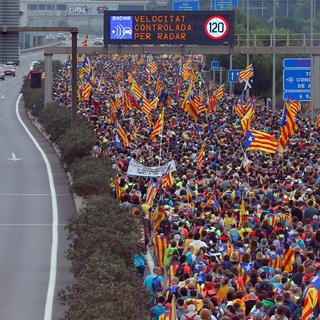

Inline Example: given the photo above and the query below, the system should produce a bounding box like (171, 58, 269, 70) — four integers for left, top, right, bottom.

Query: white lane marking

(0, 193, 68, 196)
(8, 152, 23, 161)
(16, 94, 58, 320)
(0, 223, 66, 226)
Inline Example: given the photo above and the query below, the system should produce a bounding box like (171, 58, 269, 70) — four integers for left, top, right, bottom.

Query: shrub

(60, 198, 148, 320)
(58, 121, 97, 165)
(70, 157, 113, 197)
(39, 103, 71, 142)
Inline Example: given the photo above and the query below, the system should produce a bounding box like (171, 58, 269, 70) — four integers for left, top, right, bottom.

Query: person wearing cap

(180, 303, 199, 320)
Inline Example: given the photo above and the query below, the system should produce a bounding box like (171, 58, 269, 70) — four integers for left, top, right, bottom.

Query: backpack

(185, 251, 194, 266)
(175, 263, 185, 281)
(151, 275, 161, 293)
(230, 229, 239, 242)
(184, 315, 196, 320)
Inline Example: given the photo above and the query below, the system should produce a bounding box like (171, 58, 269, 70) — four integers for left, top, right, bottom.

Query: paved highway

(0, 50, 75, 319)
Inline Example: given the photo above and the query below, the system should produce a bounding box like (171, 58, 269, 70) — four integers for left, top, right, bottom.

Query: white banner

(127, 159, 176, 177)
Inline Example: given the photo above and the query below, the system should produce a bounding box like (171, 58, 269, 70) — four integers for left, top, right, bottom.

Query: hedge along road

(0, 52, 75, 319)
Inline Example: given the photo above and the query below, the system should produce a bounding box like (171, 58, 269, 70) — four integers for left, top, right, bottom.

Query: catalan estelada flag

(152, 205, 166, 232)
(150, 109, 164, 142)
(278, 102, 298, 152)
(116, 121, 130, 148)
(268, 251, 282, 269)
(238, 64, 254, 82)
(245, 129, 278, 153)
(186, 184, 194, 203)
(302, 271, 320, 320)
(316, 115, 320, 128)
(282, 231, 294, 272)
(235, 94, 245, 118)
(131, 79, 143, 100)
(81, 56, 91, 74)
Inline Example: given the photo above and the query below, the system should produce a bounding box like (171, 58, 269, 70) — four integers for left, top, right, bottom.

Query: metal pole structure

(286, 0, 289, 17)
(229, 54, 233, 95)
(71, 31, 78, 125)
(44, 53, 53, 106)
(219, 67, 222, 84)
(246, 0, 249, 65)
(272, 0, 276, 112)
(311, 0, 314, 46)
(311, 55, 320, 121)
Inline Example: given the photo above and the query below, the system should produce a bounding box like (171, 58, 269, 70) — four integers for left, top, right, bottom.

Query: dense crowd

(53, 54, 320, 320)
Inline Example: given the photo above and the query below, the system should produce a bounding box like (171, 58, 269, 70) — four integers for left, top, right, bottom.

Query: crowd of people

(53, 53, 320, 320)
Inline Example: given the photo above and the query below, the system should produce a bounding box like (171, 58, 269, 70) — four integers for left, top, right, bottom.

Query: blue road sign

(212, 0, 238, 10)
(283, 69, 311, 91)
(110, 16, 133, 40)
(211, 61, 220, 71)
(283, 91, 310, 102)
(228, 69, 241, 82)
(283, 58, 311, 69)
(172, 0, 199, 11)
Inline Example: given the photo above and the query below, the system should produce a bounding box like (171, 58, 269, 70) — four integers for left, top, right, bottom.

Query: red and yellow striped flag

(142, 96, 152, 115)
(181, 84, 191, 113)
(288, 99, 301, 118)
(241, 100, 255, 135)
(214, 84, 224, 101)
(148, 60, 158, 74)
(238, 64, 254, 82)
(150, 110, 165, 142)
(197, 144, 205, 168)
(316, 115, 320, 128)
(278, 102, 298, 152)
(117, 122, 131, 147)
(156, 79, 164, 93)
(152, 205, 166, 232)
(153, 234, 168, 269)
(188, 97, 199, 122)
(131, 79, 143, 100)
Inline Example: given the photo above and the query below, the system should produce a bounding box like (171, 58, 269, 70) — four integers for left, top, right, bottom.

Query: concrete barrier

(21, 42, 62, 54)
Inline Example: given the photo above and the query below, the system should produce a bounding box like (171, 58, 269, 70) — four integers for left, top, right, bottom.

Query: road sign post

(228, 69, 241, 82)
(283, 57, 311, 103)
(172, 0, 200, 11)
(211, 60, 220, 71)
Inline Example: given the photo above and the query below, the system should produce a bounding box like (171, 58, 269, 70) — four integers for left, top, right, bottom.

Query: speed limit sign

(204, 15, 229, 40)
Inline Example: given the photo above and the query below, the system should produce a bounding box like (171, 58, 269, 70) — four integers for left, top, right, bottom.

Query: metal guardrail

(20, 42, 62, 54)
(235, 33, 320, 47)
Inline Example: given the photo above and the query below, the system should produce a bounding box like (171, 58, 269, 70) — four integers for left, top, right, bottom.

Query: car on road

(93, 37, 104, 46)
(57, 33, 66, 41)
(0, 67, 5, 80)
(4, 64, 16, 77)
(6, 60, 20, 66)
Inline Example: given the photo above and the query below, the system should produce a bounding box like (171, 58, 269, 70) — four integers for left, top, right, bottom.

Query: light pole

(246, 0, 249, 65)
(272, 0, 276, 112)
(311, 0, 314, 46)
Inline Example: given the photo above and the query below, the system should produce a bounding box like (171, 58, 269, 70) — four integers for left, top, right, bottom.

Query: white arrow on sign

(8, 153, 23, 161)
(286, 77, 294, 83)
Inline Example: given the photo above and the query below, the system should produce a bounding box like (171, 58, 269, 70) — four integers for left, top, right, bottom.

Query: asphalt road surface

(0, 50, 76, 319)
